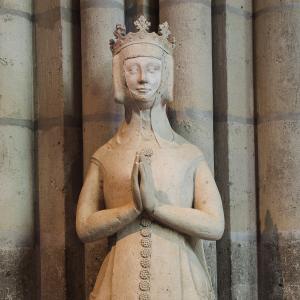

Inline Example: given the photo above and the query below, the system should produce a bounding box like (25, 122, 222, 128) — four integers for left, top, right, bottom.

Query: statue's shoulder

(90, 139, 115, 164)
(174, 132, 205, 160)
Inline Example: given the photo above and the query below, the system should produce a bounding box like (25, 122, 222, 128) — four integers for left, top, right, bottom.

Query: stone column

(254, 1, 300, 298)
(0, 1, 35, 299)
(35, 0, 84, 299)
(125, 0, 159, 32)
(80, 0, 124, 296)
(159, 0, 217, 292)
(212, 1, 257, 299)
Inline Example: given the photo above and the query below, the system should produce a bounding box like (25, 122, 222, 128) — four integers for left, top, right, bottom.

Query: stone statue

(76, 16, 224, 300)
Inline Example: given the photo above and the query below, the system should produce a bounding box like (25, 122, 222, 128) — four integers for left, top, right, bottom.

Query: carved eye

(125, 63, 139, 75)
(128, 66, 139, 74)
(147, 64, 161, 74)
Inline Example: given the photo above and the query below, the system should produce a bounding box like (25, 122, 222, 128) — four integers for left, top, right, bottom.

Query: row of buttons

(139, 217, 152, 300)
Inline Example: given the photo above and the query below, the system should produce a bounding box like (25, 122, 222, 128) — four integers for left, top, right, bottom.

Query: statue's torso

(90, 136, 214, 300)
(93, 137, 203, 210)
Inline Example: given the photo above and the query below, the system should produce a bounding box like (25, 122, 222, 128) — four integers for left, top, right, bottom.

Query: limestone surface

(77, 16, 224, 300)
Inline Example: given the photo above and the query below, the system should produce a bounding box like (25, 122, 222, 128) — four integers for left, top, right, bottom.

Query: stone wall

(34, 0, 84, 299)
(160, 0, 217, 292)
(0, 1, 35, 299)
(254, 0, 300, 298)
(213, 1, 257, 299)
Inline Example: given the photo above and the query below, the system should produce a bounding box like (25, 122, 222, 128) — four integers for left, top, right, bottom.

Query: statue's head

(110, 16, 176, 108)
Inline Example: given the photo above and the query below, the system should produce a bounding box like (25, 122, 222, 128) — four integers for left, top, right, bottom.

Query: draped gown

(87, 132, 216, 300)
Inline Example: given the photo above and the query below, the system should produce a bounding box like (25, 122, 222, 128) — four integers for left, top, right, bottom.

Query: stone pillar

(212, 1, 257, 299)
(35, 0, 84, 299)
(125, 0, 159, 32)
(254, 1, 300, 298)
(0, 1, 35, 299)
(159, 0, 217, 292)
(80, 0, 124, 296)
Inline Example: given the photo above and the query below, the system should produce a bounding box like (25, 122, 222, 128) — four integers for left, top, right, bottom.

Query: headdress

(109, 15, 176, 56)
(111, 16, 175, 104)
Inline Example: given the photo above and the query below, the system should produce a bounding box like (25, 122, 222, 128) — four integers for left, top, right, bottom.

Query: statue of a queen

(76, 16, 224, 300)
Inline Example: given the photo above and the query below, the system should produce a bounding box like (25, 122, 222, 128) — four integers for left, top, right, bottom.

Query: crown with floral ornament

(109, 15, 176, 55)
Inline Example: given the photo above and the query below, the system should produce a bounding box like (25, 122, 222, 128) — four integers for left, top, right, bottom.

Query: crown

(109, 15, 176, 56)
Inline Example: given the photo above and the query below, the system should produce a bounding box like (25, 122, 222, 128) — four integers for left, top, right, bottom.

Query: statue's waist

(113, 215, 188, 246)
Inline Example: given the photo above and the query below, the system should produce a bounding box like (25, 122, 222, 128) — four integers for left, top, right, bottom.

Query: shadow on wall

(259, 210, 283, 300)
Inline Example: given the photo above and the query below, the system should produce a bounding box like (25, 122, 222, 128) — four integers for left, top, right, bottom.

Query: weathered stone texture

(0, 1, 35, 298)
(212, 0, 257, 298)
(254, 0, 300, 298)
(81, 0, 124, 163)
(35, 0, 84, 299)
(231, 240, 257, 299)
(80, 0, 125, 296)
(160, 0, 214, 166)
(0, 248, 35, 300)
(160, 0, 217, 293)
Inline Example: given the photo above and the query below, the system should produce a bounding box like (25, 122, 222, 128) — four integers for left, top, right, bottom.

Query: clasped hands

(131, 153, 160, 215)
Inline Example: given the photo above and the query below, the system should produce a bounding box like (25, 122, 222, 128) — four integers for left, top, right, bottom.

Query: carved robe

(88, 132, 215, 300)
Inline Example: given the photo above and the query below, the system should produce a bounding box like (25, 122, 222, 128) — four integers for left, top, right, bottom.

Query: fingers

(132, 153, 140, 179)
(138, 161, 147, 188)
(138, 161, 156, 214)
(131, 153, 142, 211)
(139, 155, 155, 187)
(138, 161, 155, 196)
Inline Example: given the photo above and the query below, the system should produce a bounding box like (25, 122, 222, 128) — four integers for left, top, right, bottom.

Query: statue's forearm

(77, 203, 139, 243)
(152, 204, 224, 240)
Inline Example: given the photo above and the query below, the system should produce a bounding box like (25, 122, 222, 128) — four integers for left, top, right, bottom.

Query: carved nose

(138, 71, 148, 83)
(139, 78, 148, 84)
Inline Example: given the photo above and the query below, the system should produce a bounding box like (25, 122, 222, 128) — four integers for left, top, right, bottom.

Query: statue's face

(124, 56, 162, 100)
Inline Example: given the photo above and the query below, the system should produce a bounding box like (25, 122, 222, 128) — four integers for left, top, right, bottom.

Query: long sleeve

(76, 159, 139, 243)
(152, 159, 224, 240)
